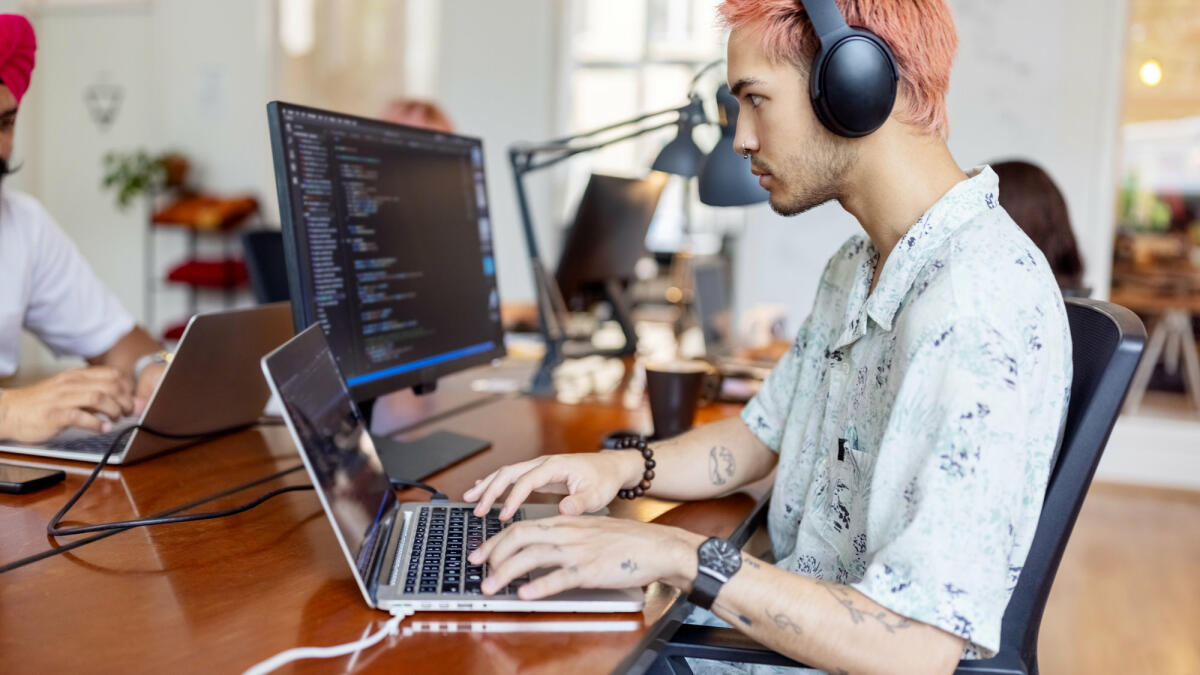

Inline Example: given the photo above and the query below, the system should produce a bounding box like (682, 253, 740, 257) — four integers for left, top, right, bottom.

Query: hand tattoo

(767, 610, 803, 636)
(738, 615, 753, 626)
(816, 580, 912, 633)
(708, 446, 735, 486)
(621, 559, 638, 574)
(745, 558, 762, 570)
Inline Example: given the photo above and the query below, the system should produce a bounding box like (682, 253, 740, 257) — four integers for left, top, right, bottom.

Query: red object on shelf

(166, 259, 249, 288)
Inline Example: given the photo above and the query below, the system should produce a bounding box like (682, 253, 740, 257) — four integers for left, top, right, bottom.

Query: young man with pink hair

(466, 2, 1071, 672)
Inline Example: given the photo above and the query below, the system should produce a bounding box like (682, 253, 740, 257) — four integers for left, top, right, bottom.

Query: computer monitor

(267, 101, 505, 479)
(555, 172, 668, 312)
(691, 257, 733, 356)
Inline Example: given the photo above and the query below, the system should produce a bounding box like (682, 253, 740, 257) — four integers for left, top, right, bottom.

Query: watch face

(698, 538, 741, 579)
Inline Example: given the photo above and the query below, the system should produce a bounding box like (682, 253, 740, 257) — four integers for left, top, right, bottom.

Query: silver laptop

(262, 324, 644, 614)
(0, 303, 293, 464)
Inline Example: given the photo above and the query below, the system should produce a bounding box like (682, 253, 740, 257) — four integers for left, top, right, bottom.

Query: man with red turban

(0, 14, 169, 444)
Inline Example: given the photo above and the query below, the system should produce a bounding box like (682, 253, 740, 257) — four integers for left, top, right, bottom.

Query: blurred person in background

(380, 98, 455, 133)
(993, 159, 1087, 294)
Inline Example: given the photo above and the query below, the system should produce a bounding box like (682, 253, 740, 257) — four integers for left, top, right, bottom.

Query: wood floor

(1038, 481, 1200, 674)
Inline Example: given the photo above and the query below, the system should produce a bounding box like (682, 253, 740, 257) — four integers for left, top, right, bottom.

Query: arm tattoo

(745, 558, 762, 569)
(620, 559, 638, 574)
(816, 580, 912, 633)
(767, 610, 803, 636)
(708, 446, 735, 486)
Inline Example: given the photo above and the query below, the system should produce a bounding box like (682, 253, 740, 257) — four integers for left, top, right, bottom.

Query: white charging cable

(242, 609, 413, 675)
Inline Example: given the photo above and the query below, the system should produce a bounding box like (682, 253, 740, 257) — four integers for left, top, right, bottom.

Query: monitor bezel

(267, 100, 507, 403)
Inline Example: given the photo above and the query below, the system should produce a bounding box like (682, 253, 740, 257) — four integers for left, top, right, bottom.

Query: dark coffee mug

(645, 361, 714, 440)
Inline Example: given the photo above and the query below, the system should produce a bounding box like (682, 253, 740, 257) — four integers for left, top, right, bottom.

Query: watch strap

(687, 567, 724, 610)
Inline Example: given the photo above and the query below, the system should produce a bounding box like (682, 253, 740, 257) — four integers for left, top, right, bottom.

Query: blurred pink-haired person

(462, 4, 1070, 672)
(379, 99, 454, 133)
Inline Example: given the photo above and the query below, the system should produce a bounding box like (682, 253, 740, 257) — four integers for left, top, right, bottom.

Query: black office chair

(242, 229, 290, 304)
(646, 298, 1146, 675)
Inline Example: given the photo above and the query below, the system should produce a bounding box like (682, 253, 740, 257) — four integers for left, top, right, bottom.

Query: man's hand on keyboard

(468, 515, 705, 601)
(0, 366, 135, 443)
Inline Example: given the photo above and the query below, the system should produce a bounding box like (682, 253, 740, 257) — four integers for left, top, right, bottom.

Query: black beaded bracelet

(615, 436, 656, 499)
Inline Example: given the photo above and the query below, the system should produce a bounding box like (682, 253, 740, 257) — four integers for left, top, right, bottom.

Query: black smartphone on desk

(0, 462, 66, 494)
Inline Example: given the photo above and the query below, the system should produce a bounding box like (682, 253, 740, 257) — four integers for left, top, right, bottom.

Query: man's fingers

(481, 544, 567, 595)
(464, 470, 500, 504)
(468, 525, 506, 565)
(55, 408, 107, 434)
(499, 464, 558, 521)
(472, 461, 540, 517)
(482, 517, 586, 568)
(64, 372, 134, 416)
(65, 387, 124, 421)
(76, 366, 133, 396)
(516, 565, 582, 601)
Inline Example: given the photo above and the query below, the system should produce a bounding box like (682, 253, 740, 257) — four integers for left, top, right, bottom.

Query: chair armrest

(661, 625, 811, 669)
(658, 626, 1028, 675)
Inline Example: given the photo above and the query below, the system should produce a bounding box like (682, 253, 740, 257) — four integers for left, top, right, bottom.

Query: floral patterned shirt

(691, 166, 1072, 670)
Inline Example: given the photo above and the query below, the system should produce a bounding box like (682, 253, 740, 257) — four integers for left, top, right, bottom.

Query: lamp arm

(518, 118, 682, 174)
(529, 101, 695, 151)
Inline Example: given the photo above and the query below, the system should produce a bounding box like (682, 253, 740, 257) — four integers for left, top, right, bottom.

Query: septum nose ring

(741, 143, 750, 159)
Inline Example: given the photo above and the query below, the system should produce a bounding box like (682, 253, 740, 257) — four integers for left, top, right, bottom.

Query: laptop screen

(264, 325, 396, 585)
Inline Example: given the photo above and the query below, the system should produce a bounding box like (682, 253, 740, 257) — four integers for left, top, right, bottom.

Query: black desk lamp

(509, 63, 768, 394)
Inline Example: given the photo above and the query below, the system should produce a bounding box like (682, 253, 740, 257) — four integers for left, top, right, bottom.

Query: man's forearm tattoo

(816, 580, 912, 633)
(621, 559, 638, 574)
(708, 446, 735, 486)
(767, 610, 803, 636)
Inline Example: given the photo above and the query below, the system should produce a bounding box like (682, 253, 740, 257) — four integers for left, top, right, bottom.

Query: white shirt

(0, 189, 134, 376)
(688, 167, 1072, 669)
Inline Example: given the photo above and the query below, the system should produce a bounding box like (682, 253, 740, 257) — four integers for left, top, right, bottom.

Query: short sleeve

(22, 202, 135, 359)
(851, 316, 1056, 657)
(740, 314, 812, 453)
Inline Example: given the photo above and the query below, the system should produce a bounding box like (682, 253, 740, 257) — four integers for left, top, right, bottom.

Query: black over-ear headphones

(799, 0, 898, 138)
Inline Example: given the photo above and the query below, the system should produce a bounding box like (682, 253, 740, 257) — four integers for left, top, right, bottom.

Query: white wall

(735, 0, 1129, 334)
(433, 0, 562, 306)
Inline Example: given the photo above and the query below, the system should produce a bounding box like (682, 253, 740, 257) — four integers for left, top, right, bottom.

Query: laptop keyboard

(44, 429, 128, 454)
(401, 506, 531, 596)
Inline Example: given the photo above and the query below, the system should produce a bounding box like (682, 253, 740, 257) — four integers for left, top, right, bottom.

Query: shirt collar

(862, 165, 999, 332)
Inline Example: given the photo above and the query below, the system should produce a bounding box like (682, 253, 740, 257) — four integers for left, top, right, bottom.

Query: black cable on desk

(3, 418, 451, 572)
(0, 463, 306, 574)
(46, 423, 317, 537)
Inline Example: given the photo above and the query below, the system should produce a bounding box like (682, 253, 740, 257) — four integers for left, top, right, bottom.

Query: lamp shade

(652, 120, 705, 177)
(698, 84, 768, 207)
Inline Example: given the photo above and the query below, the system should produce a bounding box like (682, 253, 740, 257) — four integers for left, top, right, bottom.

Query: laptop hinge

(369, 504, 407, 596)
(365, 507, 398, 598)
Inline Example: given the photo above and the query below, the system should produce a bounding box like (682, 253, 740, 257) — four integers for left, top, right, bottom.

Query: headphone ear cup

(810, 30, 898, 138)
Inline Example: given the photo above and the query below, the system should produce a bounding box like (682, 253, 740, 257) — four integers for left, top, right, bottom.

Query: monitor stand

(372, 431, 491, 482)
(359, 397, 492, 482)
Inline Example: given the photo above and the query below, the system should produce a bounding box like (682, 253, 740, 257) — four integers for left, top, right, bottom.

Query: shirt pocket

(820, 438, 875, 580)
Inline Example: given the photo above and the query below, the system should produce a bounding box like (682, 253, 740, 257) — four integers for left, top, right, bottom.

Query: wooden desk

(0, 364, 765, 674)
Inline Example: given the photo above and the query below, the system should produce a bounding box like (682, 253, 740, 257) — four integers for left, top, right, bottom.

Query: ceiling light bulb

(1140, 59, 1162, 86)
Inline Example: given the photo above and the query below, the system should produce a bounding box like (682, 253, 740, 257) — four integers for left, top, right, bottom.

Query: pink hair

(718, 0, 958, 139)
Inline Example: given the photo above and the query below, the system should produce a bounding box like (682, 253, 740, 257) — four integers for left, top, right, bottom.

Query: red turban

(0, 14, 35, 104)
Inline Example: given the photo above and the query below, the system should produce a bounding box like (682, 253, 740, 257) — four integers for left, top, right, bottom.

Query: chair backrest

(1002, 298, 1145, 668)
(242, 229, 290, 304)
